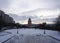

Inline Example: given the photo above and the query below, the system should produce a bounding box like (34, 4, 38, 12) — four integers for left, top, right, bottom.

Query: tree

(42, 22, 46, 29)
(55, 15, 60, 31)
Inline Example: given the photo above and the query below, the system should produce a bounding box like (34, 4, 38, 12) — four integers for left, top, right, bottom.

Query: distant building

(28, 18, 32, 27)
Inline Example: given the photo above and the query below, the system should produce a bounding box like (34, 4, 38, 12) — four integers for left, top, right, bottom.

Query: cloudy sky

(0, 0, 60, 24)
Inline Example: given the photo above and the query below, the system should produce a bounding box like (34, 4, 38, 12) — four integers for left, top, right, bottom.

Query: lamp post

(17, 27, 18, 34)
(44, 27, 45, 34)
(43, 22, 46, 34)
(16, 23, 19, 34)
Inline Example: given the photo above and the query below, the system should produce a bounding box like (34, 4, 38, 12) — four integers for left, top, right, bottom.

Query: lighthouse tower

(28, 18, 32, 26)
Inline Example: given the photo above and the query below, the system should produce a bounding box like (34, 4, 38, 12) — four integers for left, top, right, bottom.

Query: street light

(17, 28, 18, 34)
(43, 22, 46, 34)
(16, 23, 19, 34)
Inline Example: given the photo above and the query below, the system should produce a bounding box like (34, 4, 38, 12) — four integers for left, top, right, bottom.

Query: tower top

(28, 18, 31, 22)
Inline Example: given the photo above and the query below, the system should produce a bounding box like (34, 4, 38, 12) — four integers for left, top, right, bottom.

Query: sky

(0, 0, 60, 24)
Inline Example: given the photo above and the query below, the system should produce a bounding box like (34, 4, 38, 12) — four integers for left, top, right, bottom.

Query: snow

(0, 34, 14, 43)
(4, 28, 44, 35)
(46, 30, 60, 41)
(2, 34, 60, 43)
(4, 29, 18, 35)
(0, 28, 60, 43)
(18, 29, 44, 35)
(0, 31, 10, 36)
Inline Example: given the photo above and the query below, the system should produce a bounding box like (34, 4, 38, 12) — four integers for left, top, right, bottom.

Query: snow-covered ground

(46, 30, 60, 41)
(0, 28, 60, 43)
(4, 34, 60, 43)
(0, 34, 14, 43)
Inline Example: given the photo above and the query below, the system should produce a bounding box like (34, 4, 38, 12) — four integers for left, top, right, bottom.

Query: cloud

(9, 13, 57, 24)
(20, 8, 60, 17)
(1, 0, 60, 14)
(0, 0, 12, 9)
(0, 0, 60, 24)
(9, 14, 37, 21)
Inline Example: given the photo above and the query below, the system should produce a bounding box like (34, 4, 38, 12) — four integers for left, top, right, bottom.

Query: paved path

(4, 34, 60, 43)
(0, 29, 60, 43)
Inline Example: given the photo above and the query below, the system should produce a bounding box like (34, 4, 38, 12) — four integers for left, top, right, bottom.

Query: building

(0, 10, 15, 24)
(28, 18, 32, 27)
